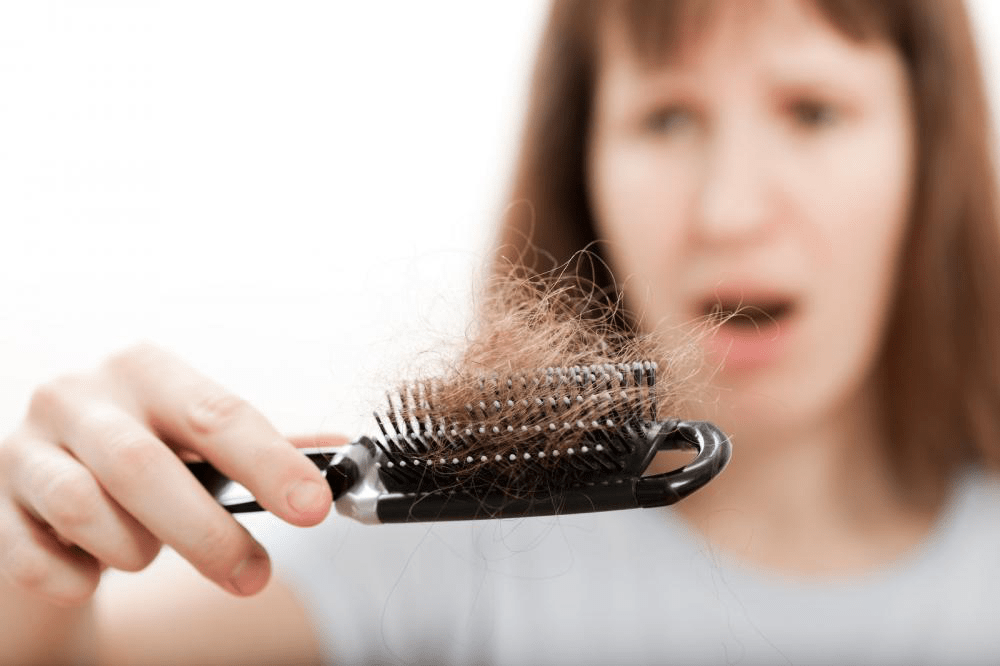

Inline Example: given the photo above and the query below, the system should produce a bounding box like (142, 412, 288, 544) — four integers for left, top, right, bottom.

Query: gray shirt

(252, 464, 1000, 665)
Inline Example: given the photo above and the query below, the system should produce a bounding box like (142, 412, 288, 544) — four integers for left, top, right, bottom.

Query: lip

(693, 283, 800, 371)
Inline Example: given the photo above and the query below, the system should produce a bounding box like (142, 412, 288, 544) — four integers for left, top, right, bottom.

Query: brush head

(370, 362, 665, 498)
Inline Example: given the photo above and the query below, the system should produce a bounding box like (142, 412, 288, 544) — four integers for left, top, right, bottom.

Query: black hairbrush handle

(634, 420, 731, 507)
(187, 422, 731, 521)
(186, 447, 360, 513)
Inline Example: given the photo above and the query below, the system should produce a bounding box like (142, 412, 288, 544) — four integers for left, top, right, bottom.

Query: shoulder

(928, 464, 1000, 560)
(919, 464, 1000, 600)
(903, 464, 1000, 653)
(955, 464, 1000, 524)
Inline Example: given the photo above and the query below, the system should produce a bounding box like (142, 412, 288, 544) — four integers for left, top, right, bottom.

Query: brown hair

(496, 0, 1000, 508)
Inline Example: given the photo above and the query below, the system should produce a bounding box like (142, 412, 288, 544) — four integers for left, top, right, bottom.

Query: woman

(2, 0, 999, 664)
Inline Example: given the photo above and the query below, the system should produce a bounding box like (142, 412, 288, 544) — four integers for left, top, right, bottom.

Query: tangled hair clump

(457, 257, 702, 417)
(372, 255, 709, 494)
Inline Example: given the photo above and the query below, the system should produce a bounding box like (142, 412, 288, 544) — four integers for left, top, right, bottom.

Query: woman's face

(586, 1, 915, 438)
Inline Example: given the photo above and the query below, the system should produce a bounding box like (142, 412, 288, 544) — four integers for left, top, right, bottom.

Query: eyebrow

(625, 67, 867, 100)
(618, 39, 890, 106)
(763, 65, 880, 102)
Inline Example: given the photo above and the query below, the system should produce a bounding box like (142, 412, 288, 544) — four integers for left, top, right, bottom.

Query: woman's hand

(0, 341, 337, 607)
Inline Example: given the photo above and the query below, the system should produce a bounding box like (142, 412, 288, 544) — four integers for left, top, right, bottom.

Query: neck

(663, 380, 940, 576)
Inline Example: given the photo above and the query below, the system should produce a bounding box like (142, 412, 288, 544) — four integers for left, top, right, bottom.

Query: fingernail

(229, 550, 270, 595)
(287, 479, 326, 514)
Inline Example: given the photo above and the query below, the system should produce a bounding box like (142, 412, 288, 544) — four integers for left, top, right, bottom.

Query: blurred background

(1, 0, 999, 440)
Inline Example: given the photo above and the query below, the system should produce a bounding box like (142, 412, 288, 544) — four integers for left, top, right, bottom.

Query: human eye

(642, 105, 696, 134)
(787, 97, 838, 129)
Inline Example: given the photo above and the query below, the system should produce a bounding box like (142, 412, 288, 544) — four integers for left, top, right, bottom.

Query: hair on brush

(189, 254, 730, 521)
(371, 257, 710, 499)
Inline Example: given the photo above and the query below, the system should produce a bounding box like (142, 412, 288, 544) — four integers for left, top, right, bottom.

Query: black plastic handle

(634, 420, 732, 507)
(186, 448, 358, 513)
(189, 421, 731, 520)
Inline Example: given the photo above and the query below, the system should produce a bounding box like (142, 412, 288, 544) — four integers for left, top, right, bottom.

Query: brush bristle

(371, 362, 660, 495)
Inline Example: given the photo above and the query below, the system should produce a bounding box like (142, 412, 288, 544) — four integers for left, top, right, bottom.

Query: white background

(1, 1, 999, 440)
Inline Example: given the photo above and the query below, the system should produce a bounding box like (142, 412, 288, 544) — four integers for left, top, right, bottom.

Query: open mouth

(702, 298, 796, 330)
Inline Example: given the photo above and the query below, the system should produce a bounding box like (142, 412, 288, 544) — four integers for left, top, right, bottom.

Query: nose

(695, 125, 772, 245)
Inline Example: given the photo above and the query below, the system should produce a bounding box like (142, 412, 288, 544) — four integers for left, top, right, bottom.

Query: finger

(286, 433, 351, 449)
(101, 343, 332, 525)
(9, 438, 161, 572)
(0, 500, 101, 607)
(24, 372, 103, 441)
(56, 405, 272, 596)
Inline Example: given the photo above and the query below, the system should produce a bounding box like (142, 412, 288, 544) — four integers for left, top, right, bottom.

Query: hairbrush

(186, 362, 730, 523)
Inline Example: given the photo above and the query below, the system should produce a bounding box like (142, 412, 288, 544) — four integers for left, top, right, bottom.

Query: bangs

(600, 0, 906, 66)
